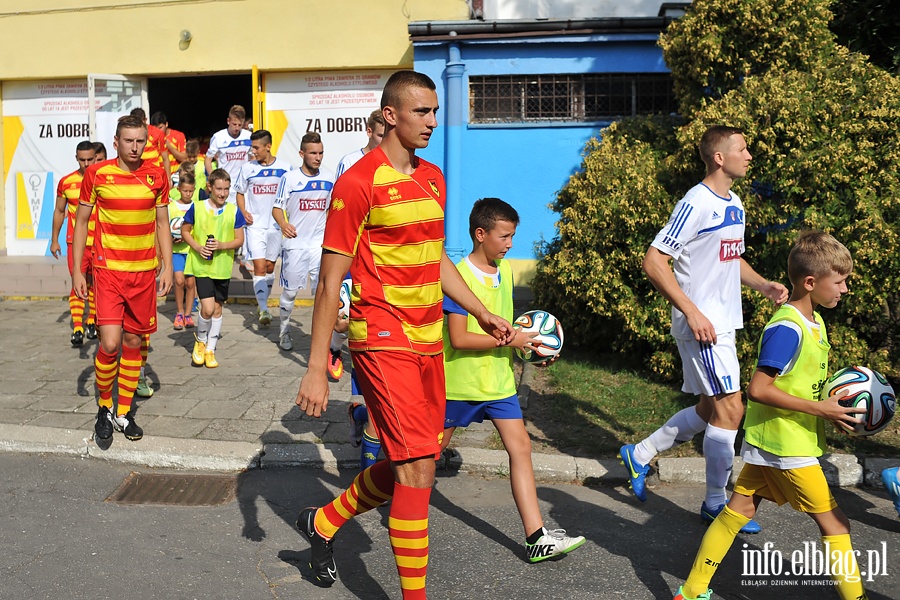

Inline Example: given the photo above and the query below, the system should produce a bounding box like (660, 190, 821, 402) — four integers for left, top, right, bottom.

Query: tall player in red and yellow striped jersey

(294, 71, 514, 599)
(50, 141, 97, 346)
(72, 114, 172, 447)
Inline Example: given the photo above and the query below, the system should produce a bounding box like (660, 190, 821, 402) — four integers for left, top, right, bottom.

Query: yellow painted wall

(0, 0, 468, 78)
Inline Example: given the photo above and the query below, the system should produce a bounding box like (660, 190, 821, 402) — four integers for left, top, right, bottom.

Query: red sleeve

(79, 165, 97, 206)
(155, 167, 170, 206)
(56, 177, 65, 199)
(322, 167, 371, 257)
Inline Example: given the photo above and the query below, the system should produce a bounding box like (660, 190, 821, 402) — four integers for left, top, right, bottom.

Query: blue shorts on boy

(172, 252, 187, 274)
(445, 394, 523, 428)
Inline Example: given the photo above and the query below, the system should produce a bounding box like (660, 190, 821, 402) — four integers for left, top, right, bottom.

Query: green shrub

(534, 0, 900, 383)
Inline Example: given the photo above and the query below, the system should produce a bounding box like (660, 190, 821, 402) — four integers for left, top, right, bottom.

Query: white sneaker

(526, 527, 586, 563)
(279, 333, 293, 351)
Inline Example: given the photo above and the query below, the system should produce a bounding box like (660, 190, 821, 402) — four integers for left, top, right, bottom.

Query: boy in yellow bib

(674, 231, 867, 600)
(181, 169, 246, 368)
(441, 198, 585, 563)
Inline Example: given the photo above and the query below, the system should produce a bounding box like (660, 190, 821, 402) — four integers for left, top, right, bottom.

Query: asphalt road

(1, 453, 898, 600)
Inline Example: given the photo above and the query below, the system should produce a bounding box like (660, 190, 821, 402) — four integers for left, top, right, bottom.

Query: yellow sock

(683, 505, 750, 598)
(822, 534, 867, 600)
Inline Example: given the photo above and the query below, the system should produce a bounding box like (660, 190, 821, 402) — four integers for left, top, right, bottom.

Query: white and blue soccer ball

(169, 216, 184, 240)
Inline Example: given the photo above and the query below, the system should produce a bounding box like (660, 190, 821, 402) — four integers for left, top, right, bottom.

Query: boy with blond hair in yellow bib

(674, 230, 867, 600)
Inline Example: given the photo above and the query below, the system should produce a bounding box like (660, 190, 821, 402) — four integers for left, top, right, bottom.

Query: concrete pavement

(0, 298, 896, 490)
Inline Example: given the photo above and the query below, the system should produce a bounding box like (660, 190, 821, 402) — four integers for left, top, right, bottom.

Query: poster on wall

(264, 71, 389, 176)
(2, 79, 135, 257)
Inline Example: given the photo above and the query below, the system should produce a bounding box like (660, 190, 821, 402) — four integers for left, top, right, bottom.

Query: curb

(0, 422, 895, 489)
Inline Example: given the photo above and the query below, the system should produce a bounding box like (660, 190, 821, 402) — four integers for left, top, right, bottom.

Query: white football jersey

(651, 183, 746, 339)
(233, 157, 293, 230)
(206, 128, 252, 201)
(335, 149, 365, 179)
(273, 167, 335, 250)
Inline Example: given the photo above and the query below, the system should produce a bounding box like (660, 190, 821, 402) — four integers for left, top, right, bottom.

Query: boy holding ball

(441, 198, 585, 562)
(674, 231, 866, 600)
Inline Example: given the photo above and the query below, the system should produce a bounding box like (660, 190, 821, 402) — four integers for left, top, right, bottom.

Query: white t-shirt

(233, 157, 293, 230)
(273, 166, 335, 250)
(206, 128, 252, 201)
(335, 149, 365, 179)
(651, 183, 746, 339)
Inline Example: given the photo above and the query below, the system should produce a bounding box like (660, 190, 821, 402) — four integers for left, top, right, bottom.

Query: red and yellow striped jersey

(141, 124, 168, 168)
(166, 128, 186, 173)
(57, 170, 97, 246)
(79, 158, 169, 272)
(323, 147, 446, 355)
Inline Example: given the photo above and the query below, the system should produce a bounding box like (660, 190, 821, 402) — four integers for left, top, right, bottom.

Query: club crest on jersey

(146, 175, 155, 186)
(720, 238, 744, 262)
(332, 198, 345, 211)
(428, 179, 440, 197)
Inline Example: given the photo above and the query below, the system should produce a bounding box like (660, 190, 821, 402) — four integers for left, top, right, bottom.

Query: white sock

(198, 316, 211, 343)
(207, 316, 223, 352)
(330, 330, 346, 353)
(139, 366, 146, 379)
(703, 424, 737, 508)
(280, 289, 297, 336)
(252, 276, 268, 313)
(633, 407, 707, 466)
(265, 273, 275, 296)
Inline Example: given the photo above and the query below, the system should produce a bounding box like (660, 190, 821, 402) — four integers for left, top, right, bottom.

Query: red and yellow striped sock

(116, 345, 142, 416)
(69, 289, 85, 331)
(389, 483, 431, 599)
(140, 334, 150, 369)
(86, 284, 96, 325)
(315, 460, 395, 539)
(94, 347, 118, 409)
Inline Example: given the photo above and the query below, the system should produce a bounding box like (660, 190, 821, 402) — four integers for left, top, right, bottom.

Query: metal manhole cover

(106, 472, 237, 506)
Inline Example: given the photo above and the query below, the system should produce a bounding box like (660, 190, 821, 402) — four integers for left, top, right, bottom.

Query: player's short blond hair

(367, 109, 385, 131)
(115, 115, 147, 137)
(787, 230, 853, 284)
(699, 125, 744, 169)
(228, 105, 246, 121)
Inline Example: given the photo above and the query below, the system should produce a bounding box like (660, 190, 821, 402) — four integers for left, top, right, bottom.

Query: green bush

(534, 0, 900, 383)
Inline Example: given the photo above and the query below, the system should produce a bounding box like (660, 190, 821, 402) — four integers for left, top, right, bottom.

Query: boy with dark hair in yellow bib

(674, 231, 867, 600)
(441, 197, 585, 563)
(181, 169, 246, 368)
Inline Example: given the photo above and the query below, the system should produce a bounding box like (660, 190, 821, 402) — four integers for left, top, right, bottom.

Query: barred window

(469, 73, 676, 124)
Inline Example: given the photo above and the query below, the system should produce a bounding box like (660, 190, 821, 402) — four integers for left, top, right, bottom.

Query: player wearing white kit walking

(272, 131, 334, 351)
(619, 126, 788, 535)
(205, 105, 252, 204)
(234, 129, 292, 326)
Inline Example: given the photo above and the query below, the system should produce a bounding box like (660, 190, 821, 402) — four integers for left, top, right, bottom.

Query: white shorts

(245, 227, 282, 263)
(280, 247, 321, 291)
(676, 330, 740, 397)
(338, 275, 352, 319)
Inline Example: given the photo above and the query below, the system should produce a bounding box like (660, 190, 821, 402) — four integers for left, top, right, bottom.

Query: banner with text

(263, 71, 389, 176)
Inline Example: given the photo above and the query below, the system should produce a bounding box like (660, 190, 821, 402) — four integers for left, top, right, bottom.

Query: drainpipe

(444, 39, 466, 262)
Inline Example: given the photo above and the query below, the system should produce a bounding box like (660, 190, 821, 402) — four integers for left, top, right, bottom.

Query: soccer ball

(169, 216, 184, 240)
(513, 310, 563, 364)
(823, 366, 896, 436)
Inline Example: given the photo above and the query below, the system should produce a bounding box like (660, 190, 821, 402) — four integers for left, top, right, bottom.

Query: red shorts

(351, 350, 445, 461)
(66, 243, 93, 277)
(93, 267, 159, 335)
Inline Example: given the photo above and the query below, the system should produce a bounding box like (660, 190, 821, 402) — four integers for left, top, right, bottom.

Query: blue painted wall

(413, 33, 668, 268)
